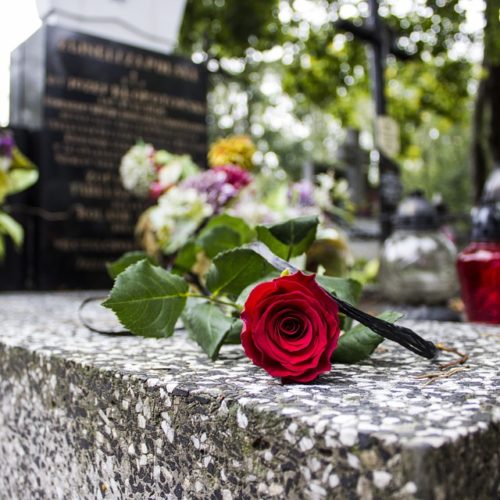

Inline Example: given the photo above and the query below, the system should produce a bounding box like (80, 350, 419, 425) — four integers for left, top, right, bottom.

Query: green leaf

(106, 251, 158, 279)
(316, 275, 362, 331)
(10, 147, 36, 170)
(197, 214, 255, 258)
(316, 276, 362, 306)
(223, 318, 243, 344)
(182, 299, 237, 359)
(256, 216, 318, 259)
(203, 214, 254, 241)
(0, 170, 9, 204)
(102, 260, 188, 338)
(172, 240, 198, 274)
(0, 212, 23, 248)
(7, 148, 38, 195)
(8, 169, 39, 195)
(206, 248, 275, 298)
(332, 311, 403, 364)
(198, 226, 242, 258)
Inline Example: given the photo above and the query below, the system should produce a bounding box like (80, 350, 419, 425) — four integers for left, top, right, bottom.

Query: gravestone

(6, 25, 207, 290)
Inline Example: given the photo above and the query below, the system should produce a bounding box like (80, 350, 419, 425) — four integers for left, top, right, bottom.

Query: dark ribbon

(78, 296, 133, 336)
(247, 241, 438, 360)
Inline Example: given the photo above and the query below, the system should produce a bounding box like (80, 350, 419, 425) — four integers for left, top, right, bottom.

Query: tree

(179, 1, 481, 210)
(471, 0, 500, 201)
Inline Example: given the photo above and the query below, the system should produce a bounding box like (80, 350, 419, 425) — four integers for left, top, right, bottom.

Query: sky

(0, 0, 486, 126)
(0, 0, 41, 125)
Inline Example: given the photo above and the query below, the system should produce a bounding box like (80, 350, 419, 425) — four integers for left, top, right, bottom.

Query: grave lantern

(457, 168, 500, 324)
(379, 191, 458, 304)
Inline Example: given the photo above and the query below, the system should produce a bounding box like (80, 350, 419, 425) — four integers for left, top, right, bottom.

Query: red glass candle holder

(457, 242, 500, 324)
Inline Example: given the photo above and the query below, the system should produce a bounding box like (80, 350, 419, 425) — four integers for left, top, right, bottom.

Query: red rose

(241, 271, 341, 383)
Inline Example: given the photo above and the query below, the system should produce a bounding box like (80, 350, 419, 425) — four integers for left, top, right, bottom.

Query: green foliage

(173, 241, 198, 274)
(316, 275, 362, 330)
(103, 260, 188, 338)
(256, 216, 318, 260)
(223, 318, 244, 344)
(484, 0, 500, 65)
(401, 123, 471, 213)
(179, 0, 279, 57)
(7, 148, 39, 195)
(0, 211, 24, 260)
(316, 275, 362, 307)
(198, 226, 242, 259)
(206, 247, 275, 297)
(106, 251, 158, 279)
(182, 299, 238, 359)
(197, 214, 254, 258)
(0, 143, 38, 257)
(0, 148, 38, 203)
(0, 212, 23, 249)
(204, 214, 255, 241)
(332, 311, 403, 364)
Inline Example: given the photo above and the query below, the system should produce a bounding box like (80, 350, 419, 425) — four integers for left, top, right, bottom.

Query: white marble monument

(36, 0, 187, 53)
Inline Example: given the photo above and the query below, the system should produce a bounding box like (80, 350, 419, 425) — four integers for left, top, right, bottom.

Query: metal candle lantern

(379, 192, 458, 304)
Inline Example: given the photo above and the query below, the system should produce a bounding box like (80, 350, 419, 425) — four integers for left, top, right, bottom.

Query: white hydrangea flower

(157, 161, 184, 188)
(119, 143, 156, 197)
(149, 187, 213, 253)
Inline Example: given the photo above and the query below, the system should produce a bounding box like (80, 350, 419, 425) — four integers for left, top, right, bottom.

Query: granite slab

(0, 292, 498, 499)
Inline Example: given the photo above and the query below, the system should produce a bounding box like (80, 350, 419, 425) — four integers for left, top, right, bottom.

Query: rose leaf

(106, 251, 159, 279)
(197, 215, 255, 259)
(102, 260, 188, 338)
(223, 318, 244, 344)
(316, 275, 362, 331)
(182, 299, 239, 359)
(206, 248, 275, 298)
(203, 214, 255, 241)
(256, 216, 318, 259)
(197, 226, 243, 259)
(172, 240, 199, 275)
(332, 311, 404, 364)
(316, 276, 362, 306)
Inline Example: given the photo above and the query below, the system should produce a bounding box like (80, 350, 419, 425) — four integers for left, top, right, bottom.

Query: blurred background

(1, 0, 499, 322)
(1, 0, 494, 214)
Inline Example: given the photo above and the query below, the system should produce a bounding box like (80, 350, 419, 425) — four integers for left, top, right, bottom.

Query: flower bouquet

(0, 130, 38, 261)
(98, 136, 436, 383)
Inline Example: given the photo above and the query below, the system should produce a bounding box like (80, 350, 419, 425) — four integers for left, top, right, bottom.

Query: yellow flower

(208, 135, 256, 170)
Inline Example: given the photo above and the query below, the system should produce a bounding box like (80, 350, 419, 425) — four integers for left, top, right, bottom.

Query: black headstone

(7, 25, 207, 290)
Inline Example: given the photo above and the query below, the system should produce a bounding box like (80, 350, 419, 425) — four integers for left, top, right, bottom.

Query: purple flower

(181, 165, 251, 212)
(0, 132, 15, 158)
(289, 180, 315, 207)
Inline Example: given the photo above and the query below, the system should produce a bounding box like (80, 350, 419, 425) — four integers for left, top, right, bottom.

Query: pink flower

(213, 164, 252, 190)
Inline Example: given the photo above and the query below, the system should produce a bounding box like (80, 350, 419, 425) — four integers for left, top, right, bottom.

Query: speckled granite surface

(0, 292, 498, 500)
